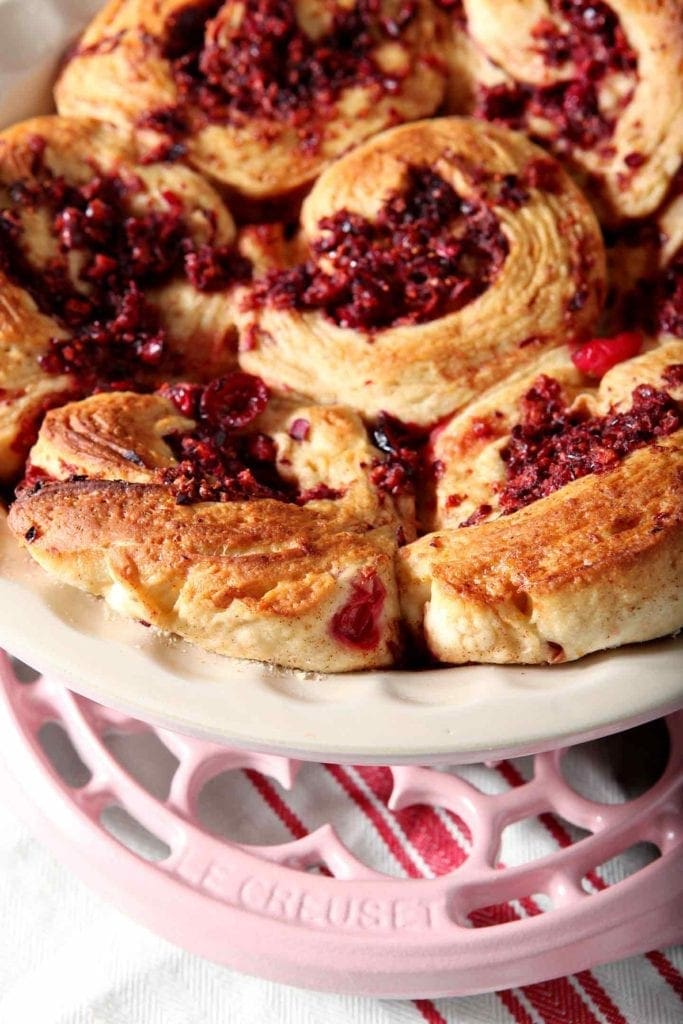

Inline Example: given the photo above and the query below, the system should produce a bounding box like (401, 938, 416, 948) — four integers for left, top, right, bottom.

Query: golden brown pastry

(9, 376, 408, 671)
(54, 0, 446, 203)
(236, 117, 606, 426)
(401, 340, 683, 663)
(0, 115, 250, 482)
(439, 0, 683, 223)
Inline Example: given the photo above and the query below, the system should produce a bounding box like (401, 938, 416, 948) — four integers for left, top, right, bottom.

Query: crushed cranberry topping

(330, 569, 387, 651)
(157, 373, 342, 506)
(370, 412, 426, 497)
(252, 166, 508, 330)
(159, 0, 419, 148)
(475, 0, 637, 151)
(493, 374, 682, 515)
(0, 155, 251, 391)
(534, 1, 635, 74)
(571, 330, 642, 378)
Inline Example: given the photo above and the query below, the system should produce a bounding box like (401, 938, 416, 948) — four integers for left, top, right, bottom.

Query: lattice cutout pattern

(1, 651, 681, 999)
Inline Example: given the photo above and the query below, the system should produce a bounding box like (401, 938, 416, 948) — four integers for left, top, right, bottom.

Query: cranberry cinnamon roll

(9, 373, 408, 671)
(439, 0, 683, 223)
(237, 117, 606, 425)
(401, 340, 683, 664)
(0, 116, 250, 483)
(54, 0, 446, 204)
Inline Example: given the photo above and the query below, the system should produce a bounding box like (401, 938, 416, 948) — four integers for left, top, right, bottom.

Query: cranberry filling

(158, 373, 342, 506)
(158, 0, 419, 148)
(252, 166, 508, 331)
(493, 374, 681, 515)
(370, 412, 426, 496)
(0, 152, 251, 391)
(330, 569, 387, 651)
(475, 0, 636, 151)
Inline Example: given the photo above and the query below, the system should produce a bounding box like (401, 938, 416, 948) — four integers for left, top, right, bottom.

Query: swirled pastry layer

(9, 382, 408, 671)
(54, 0, 446, 202)
(0, 115, 249, 482)
(400, 341, 683, 664)
(439, 0, 683, 223)
(237, 117, 606, 425)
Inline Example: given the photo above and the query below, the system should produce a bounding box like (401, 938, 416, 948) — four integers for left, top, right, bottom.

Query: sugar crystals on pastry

(237, 117, 606, 426)
(54, 0, 447, 204)
(0, 115, 250, 483)
(439, 0, 683, 224)
(9, 373, 409, 672)
(401, 340, 683, 665)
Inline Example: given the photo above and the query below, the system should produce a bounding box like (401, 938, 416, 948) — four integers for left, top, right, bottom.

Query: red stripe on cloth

(245, 766, 447, 1024)
(324, 764, 422, 877)
(351, 767, 580, 1024)
(645, 951, 683, 1002)
(357, 766, 622, 1024)
(495, 760, 637, 1023)
(497, 758, 683, 1000)
(360, 766, 470, 874)
(413, 998, 449, 1024)
(242, 767, 308, 838)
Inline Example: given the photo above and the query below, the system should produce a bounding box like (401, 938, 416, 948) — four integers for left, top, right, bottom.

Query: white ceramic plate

(0, 0, 681, 764)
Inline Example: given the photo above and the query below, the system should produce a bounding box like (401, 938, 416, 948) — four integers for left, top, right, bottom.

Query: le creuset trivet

(0, 649, 680, 999)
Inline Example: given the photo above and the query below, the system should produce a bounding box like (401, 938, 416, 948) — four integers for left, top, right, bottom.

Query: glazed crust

(9, 390, 406, 671)
(0, 115, 245, 482)
(440, 0, 683, 223)
(54, 0, 446, 201)
(237, 117, 606, 425)
(401, 341, 683, 664)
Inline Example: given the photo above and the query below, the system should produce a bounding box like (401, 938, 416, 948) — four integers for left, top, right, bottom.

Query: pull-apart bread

(8, 378, 407, 672)
(0, 116, 249, 482)
(401, 341, 683, 665)
(2, 0, 682, 676)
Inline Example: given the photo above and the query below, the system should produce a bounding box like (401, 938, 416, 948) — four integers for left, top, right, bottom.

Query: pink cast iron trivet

(0, 649, 681, 999)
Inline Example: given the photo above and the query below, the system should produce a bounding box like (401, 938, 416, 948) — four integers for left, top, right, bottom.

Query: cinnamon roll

(439, 0, 683, 223)
(0, 115, 250, 482)
(9, 374, 407, 671)
(54, 0, 446, 204)
(401, 340, 683, 664)
(237, 117, 606, 425)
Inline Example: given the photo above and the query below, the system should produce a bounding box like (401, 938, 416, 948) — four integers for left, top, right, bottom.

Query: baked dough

(9, 387, 406, 671)
(54, 0, 446, 203)
(0, 115, 247, 482)
(440, 0, 683, 223)
(237, 117, 606, 425)
(401, 340, 683, 664)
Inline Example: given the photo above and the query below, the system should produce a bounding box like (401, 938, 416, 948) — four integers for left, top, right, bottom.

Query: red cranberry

(199, 372, 269, 430)
(330, 571, 387, 651)
(571, 331, 642, 377)
(289, 417, 310, 441)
